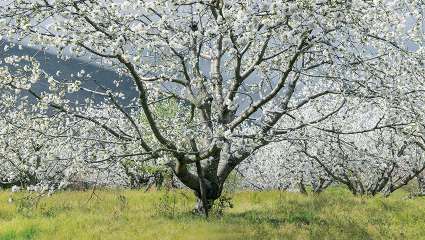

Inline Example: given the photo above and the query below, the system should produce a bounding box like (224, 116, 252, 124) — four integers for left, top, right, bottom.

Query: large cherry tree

(1, 0, 423, 214)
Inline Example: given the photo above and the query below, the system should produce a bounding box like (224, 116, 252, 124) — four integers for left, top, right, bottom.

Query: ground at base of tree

(0, 188, 424, 240)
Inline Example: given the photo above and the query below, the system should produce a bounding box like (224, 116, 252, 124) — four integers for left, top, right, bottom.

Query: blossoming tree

(1, 0, 423, 214)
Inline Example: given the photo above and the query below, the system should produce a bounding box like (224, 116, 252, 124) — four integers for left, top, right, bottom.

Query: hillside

(0, 42, 138, 103)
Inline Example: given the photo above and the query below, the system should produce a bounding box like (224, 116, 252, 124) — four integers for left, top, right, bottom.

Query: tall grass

(0, 188, 424, 240)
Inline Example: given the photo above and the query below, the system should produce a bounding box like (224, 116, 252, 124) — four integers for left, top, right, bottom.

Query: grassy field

(0, 187, 424, 240)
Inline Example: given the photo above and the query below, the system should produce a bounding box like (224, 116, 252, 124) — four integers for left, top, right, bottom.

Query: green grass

(0, 188, 424, 240)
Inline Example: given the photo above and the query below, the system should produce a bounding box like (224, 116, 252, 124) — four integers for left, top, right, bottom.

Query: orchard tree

(0, 79, 158, 191)
(0, 93, 95, 190)
(239, 141, 333, 193)
(242, 91, 425, 197)
(1, 0, 424, 215)
(0, 88, 78, 190)
(299, 129, 425, 196)
(297, 85, 425, 196)
(0, 54, 176, 190)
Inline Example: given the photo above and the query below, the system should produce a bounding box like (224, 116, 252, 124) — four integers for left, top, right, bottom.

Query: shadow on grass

(159, 208, 317, 227)
(224, 209, 320, 227)
(0, 226, 38, 240)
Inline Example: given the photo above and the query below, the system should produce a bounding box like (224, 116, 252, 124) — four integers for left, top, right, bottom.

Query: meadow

(0, 187, 424, 240)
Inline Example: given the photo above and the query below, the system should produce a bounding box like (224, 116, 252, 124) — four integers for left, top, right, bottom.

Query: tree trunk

(298, 179, 307, 195)
(172, 159, 223, 216)
(418, 171, 425, 194)
(195, 159, 209, 217)
(193, 197, 215, 215)
(192, 179, 222, 216)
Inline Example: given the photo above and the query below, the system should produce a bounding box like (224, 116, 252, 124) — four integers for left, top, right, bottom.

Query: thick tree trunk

(195, 159, 209, 217)
(172, 159, 223, 216)
(192, 179, 222, 216)
(171, 143, 248, 217)
(193, 197, 215, 215)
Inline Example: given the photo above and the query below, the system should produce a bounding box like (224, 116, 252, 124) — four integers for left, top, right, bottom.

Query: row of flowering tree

(242, 128, 425, 196)
(0, 0, 424, 215)
(242, 81, 425, 196)
(0, 84, 182, 191)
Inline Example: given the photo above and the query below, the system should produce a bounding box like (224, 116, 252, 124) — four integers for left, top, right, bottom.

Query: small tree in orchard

(1, 1, 423, 215)
(396, 83, 425, 196)
(239, 141, 333, 193)
(298, 88, 425, 196)
(299, 129, 425, 196)
(0, 81, 164, 190)
(0, 88, 84, 190)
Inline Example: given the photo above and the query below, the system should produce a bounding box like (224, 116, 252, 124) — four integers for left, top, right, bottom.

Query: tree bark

(297, 178, 307, 195)
(193, 197, 215, 215)
(172, 158, 223, 217)
(195, 159, 209, 217)
(418, 171, 425, 194)
(191, 177, 222, 216)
